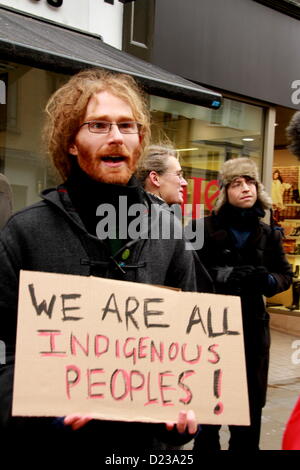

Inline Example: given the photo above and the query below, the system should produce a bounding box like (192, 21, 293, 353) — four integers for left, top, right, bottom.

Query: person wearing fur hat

(189, 157, 292, 451)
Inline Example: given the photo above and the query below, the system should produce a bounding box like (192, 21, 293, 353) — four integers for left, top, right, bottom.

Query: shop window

(272, 107, 300, 257)
(150, 95, 265, 221)
(0, 62, 68, 211)
(0, 61, 265, 223)
(268, 106, 300, 312)
(122, 0, 155, 61)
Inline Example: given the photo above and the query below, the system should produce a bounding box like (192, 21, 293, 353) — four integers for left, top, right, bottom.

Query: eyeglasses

(79, 120, 142, 134)
(164, 171, 185, 180)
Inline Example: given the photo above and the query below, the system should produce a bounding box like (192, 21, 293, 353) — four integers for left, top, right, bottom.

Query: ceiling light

(242, 138, 254, 142)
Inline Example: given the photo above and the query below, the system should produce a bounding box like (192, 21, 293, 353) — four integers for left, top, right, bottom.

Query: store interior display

(269, 163, 300, 312)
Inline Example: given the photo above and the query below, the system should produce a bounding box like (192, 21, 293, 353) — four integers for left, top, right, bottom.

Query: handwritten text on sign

(13, 271, 249, 425)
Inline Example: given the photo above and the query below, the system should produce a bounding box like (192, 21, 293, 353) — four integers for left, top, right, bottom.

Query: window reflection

(150, 95, 264, 218)
(0, 62, 264, 218)
(0, 63, 68, 211)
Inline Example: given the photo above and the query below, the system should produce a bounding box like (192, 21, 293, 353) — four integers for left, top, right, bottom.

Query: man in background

(136, 144, 187, 205)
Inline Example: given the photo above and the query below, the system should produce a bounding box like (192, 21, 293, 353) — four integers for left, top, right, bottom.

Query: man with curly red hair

(0, 68, 210, 447)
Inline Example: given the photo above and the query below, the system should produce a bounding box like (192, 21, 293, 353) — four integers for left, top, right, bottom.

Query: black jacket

(191, 208, 292, 407)
(0, 181, 212, 447)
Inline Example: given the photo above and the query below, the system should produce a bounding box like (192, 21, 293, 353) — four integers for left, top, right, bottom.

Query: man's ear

(148, 171, 160, 188)
(69, 143, 78, 156)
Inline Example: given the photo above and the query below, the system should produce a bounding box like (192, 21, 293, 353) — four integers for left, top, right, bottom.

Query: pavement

(220, 328, 300, 450)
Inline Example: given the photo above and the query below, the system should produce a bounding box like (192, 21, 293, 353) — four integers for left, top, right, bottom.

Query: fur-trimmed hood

(214, 157, 272, 213)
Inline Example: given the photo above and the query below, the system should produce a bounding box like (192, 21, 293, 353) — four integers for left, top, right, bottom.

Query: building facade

(123, 0, 300, 198)
(123, 0, 300, 322)
(0, 0, 221, 213)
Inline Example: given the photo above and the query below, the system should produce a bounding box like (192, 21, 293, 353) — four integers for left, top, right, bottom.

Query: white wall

(0, 0, 123, 48)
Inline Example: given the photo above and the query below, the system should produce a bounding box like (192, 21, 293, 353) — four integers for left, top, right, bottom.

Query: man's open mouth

(100, 155, 127, 167)
(101, 156, 126, 162)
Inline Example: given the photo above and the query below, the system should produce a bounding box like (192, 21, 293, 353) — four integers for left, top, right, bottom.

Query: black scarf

(64, 164, 144, 239)
(216, 202, 265, 232)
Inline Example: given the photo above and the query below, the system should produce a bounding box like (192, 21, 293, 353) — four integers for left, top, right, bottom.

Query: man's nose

(181, 177, 188, 187)
(241, 181, 250, 190)
(107, 124, 124, 143)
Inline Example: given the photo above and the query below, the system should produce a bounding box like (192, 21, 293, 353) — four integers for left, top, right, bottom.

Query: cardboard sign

(13, 270, 249, 425)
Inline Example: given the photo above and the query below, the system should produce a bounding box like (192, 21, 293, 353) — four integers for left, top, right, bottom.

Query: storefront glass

(263, 106, 300, 315)
(0, 63, 68, 211)
(272, 106, 300, 252)
(150, 95, 265, 220)
(0, 62, 265, 218)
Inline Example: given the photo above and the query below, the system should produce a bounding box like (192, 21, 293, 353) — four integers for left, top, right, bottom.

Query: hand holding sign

(64, 413, 94, 430)
(166, 410, 197, 434)
(64, 409, 198, 433)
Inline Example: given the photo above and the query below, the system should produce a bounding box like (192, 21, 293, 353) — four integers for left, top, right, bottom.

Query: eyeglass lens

(81, 121, 141, 134)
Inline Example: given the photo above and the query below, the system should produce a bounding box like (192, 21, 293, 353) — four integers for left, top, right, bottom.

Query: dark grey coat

(0, 184, 211, 446)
